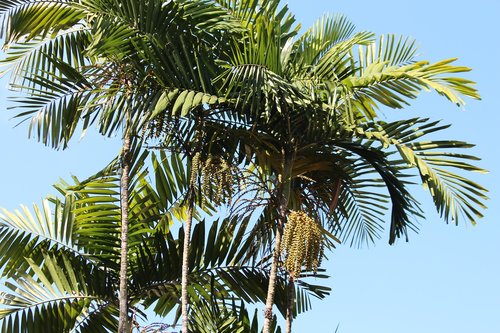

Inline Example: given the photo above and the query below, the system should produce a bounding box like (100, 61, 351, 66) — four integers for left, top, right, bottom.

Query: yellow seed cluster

(280, 210, 324, 278)
(190, 152, 202, 187)
(201, 155, 233, 205)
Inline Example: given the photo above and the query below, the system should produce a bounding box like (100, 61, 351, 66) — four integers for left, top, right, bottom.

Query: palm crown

(0, 0, 487, 332)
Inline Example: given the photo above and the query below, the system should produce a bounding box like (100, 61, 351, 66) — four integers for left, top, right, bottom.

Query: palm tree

(0, 1, 237, 331)
(0, 148, 324, 331)
(0, 1, 488, 332)
(208, 1, 487, 331)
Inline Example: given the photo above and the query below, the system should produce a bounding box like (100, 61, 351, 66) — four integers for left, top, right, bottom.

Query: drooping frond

(331, 159, 389, 247)
(0, 29, 90, 87)
(151, 88, 224, 119)
(9, 61, 94, 149)
(332, 140, 422, 244)
(0, 0, 84, 46)
(349, 117, 487, 237)
(344, 35, 480, 112)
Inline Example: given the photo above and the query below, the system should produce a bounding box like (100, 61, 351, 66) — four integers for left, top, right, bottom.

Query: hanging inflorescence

(202, 154, 233, 205)
(191, 152, 234, 206)
(191, 152, 202, 187)
(280, 210, 324, 278)
(144, 114, 172, 140)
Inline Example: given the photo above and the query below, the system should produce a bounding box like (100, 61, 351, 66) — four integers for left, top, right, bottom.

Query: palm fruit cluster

(280, 210, 324, 278)
(190, 152, 202, 187)
(201, 154, 233, 205)
(144, 115, 169, 139)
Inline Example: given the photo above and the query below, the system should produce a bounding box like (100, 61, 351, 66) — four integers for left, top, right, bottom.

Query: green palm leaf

(293, 14, 358, 68)
(0, 1, 84, 46)
(0, 196, 93, 277)
(332, 160, 389, 247)
(131, 216, 329, 320)
(0, 252, 111, 333)
(345, 35, 480, 111)
(349, 117, 487, 238)
(0, 30, 90, 88)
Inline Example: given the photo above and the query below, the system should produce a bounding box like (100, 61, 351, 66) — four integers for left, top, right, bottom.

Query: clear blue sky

(0, 1, 499, 332)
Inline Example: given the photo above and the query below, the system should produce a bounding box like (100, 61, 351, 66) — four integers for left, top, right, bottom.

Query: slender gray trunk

(263, 201, 287, 333)
(285, 276, 295, 333)
(181, 200, 194, 333)
(262, 221, 283, 333)
(118, 131, 131, 333)
(263, 151, 293, 333)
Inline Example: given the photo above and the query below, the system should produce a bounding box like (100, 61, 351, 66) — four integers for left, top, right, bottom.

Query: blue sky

(0, 1, 499, 332)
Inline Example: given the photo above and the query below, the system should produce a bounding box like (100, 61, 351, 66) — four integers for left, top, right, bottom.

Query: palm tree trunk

(263, 152, 293, 333)
(285, 276, 294, 333)
(262, 219, 283, 333)
(118, 131, 131, 333)
(181, 114, 204, 333)
(181, 199, 194, 333)
(263, 200, 287, 333)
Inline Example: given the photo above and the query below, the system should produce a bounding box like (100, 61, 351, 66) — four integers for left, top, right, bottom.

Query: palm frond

(219, 63, 307, 119)
(0, 196, 91, 277)
(132, 216, 329, 320)
(312, 31, 374, 82)
(294, 13, 357, 68)
(151, 88, 224, 119)
(0, 252, 110, 333)
(189, 297, 283, 333)
(345, 37, 480, 110)
(0, 0, 84, 47)
(331, 159, 389, 247)
(350, 117, 488, 236)
(189, 297, 245, 333)
(333, 140, 422, 244)
(9, 56, 95, 149)
(1, 29, 89, 88)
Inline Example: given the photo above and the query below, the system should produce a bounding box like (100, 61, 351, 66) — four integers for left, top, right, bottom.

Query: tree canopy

(0, 0, 487, 332)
